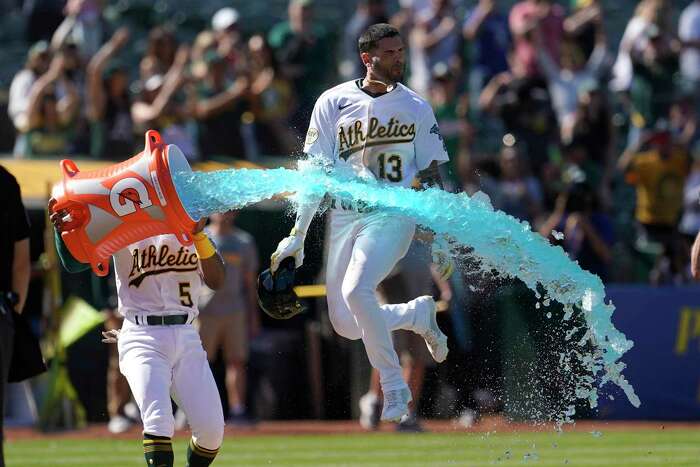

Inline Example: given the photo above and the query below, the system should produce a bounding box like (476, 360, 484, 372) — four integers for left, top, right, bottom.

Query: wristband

(290, 227, 306, 238)
(192, 232, 216, 259)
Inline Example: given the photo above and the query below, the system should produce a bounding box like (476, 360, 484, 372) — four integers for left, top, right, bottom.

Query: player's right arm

(270, 92, 336, 273)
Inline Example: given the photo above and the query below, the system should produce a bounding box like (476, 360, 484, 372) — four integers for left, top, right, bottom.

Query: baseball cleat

(396, 413, 425, 433)
(417, 296, 449, 363)
(359, 392, 381, 430)
(380, 387, 412, 422)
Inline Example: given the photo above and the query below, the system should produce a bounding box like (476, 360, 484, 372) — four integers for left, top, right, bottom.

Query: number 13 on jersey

(377, 153, 403, 182)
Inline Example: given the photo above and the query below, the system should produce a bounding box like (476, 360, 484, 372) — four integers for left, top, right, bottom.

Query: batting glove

(101, 329, 120, 344)
(432, 237, 455, 281)
(270, 231, 305, 273)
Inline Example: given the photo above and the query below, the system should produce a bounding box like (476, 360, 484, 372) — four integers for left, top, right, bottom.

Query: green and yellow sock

(143, 433, 173, 467)
(186, 438, 219, 467)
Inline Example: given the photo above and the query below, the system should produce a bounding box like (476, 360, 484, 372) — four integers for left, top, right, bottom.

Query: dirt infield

(6, 416, 698, 441)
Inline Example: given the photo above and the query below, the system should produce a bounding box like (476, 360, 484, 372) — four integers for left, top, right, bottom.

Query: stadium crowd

(2, 0, 699, 435)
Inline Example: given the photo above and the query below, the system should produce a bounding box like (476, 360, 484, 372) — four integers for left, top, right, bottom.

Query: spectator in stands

(190, 30, 218, 81)
(569, 82, 616, 206)
(248, 34, 297, 156)
(462, 0, 511, 110)
(478, 52, 556, 176)
(491, 144, 543, 224)
(132, 46, 198, 160)
(51, 0, 104, 60)
(627, 24, 680, 148)
(408, 0, 461, 97)
(618, 125, 690, 283)
(339, 0, 389, 81)
(428, 63, 469, 189)
(211, 7, 245, 74)
(189, 50, 249, 160)
(268, 0, 332, 130)
(533, 23, 609, 143)
(21, 51, 80, 157)
(538, 181, 614, 282)
(198, 211, 260, 424)
(86, 27, 134, 160)
(610, 0, 673, 93)
(564, 0, 604, 61)
(679, 0, 700, 101)
(508, 0, 565, 78)
(58, 40, 92, 155)
(140, 26, 178, 80)
(669, 94, 698, 147)
(8, 41, 52, 156)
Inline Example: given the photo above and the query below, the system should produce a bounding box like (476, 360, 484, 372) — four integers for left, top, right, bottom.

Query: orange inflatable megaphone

(50, 130, 198, 276)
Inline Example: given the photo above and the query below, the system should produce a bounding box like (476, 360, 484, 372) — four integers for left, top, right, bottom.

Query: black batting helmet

(257, 257, 305, 320)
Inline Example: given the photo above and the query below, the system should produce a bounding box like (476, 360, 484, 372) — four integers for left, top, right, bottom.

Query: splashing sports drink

(173, 159, 640, 419)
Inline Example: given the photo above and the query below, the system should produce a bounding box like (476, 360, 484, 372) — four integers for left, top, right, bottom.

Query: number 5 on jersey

(179, 282, 193, 307)
(378, 153, 403, 182)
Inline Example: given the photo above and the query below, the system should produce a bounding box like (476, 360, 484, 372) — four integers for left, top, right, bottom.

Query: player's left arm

(192, 219, 226, 290)
(417, 160, 445, 190)
(414, 105, 450, 190)
(414, 108, 453, 280)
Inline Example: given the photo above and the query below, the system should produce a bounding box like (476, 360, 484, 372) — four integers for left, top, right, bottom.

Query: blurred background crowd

(1, 0, 699, 435)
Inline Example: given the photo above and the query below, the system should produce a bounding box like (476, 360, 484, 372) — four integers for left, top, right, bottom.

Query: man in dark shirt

(192, 51, 248, 159)
(0, 165, 31, 467)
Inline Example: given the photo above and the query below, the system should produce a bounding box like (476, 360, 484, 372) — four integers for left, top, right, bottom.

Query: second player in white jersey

(271, 23, 453, 424)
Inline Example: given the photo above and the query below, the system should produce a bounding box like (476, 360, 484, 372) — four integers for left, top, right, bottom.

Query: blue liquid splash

(173, 161, 640, 417)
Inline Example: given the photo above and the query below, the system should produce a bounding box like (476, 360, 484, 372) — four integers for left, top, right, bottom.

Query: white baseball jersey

(303, 80, 449, 187)
(113, 233, 203, 319)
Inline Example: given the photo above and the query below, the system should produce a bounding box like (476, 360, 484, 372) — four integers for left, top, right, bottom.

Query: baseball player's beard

(370, 62, 404, 90)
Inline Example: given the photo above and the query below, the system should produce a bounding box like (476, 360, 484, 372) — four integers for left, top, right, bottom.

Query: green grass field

(6, 429, 700, 466)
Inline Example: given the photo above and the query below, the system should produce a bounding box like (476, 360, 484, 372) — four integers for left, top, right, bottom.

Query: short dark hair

(358, 23, 400, 54)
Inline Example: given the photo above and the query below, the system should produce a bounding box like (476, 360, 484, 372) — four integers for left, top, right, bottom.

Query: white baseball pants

(325, 209, 428, 392)
(118, 322, 224, 449)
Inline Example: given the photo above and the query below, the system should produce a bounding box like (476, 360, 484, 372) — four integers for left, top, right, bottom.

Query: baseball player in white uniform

(50, 199, 226, 467)
(271, 23, 453, 423)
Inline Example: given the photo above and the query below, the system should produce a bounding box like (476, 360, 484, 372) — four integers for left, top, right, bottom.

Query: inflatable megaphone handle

(61, 159, 80, 178)
(92, 260, 109, 277)
(145, 129, 162, 153)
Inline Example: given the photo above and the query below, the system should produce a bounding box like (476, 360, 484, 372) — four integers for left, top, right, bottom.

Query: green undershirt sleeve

(53, 229, 90, 273)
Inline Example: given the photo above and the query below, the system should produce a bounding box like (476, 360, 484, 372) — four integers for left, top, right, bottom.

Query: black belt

(136, 314, 189, 326)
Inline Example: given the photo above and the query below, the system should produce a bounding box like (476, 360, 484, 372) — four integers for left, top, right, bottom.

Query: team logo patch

(430, 123, 443, 141)
(305, 128, 319, 145)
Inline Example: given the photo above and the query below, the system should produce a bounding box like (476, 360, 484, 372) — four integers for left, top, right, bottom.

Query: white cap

(212, 7, 239, 32)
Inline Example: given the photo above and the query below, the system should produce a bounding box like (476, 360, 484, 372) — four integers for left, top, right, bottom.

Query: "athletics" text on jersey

(338, 117, 415, 160)
(128, 245, 198, 287)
